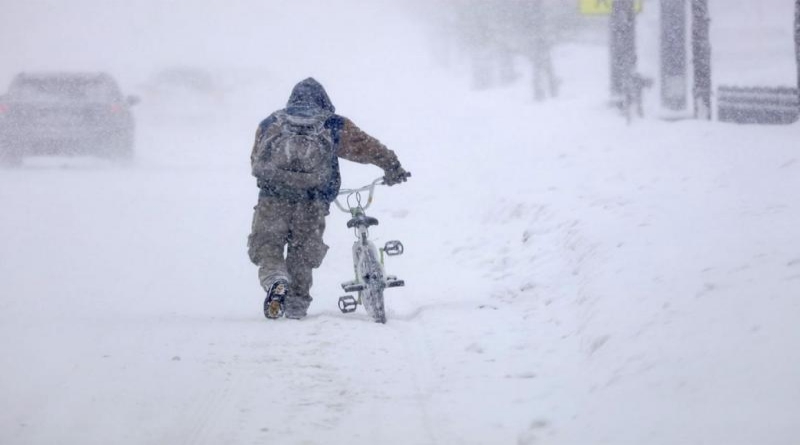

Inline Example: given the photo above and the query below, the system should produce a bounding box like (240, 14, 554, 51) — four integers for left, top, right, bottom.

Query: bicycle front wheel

(355, 244, 386, 323)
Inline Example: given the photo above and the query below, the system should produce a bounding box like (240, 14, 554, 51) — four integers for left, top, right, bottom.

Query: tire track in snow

(312, 314, 439, 444)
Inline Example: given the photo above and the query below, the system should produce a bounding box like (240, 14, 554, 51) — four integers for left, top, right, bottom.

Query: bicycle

(334, 174, 410, 323)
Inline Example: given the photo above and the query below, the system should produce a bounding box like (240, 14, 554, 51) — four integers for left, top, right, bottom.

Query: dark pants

(248, 196, 330, 311)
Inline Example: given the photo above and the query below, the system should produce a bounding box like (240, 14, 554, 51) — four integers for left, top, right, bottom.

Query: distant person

(248, 78, 409, 320)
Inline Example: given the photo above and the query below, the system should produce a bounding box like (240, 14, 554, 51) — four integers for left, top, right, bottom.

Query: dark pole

(795, 0, 800, 98)
(610, 0, 636, 98)
(611, 0, 637, 119)
(660, 0, 688, 111)
(691, 0, 712, 120)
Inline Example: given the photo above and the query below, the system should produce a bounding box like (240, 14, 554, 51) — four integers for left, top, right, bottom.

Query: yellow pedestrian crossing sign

(580, 0, 643, 15)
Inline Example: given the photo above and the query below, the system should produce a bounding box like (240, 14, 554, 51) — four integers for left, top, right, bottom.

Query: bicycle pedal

(338, 295, 358, 313)
(386, 278, 405, 288)
(383, 240, 404, 256)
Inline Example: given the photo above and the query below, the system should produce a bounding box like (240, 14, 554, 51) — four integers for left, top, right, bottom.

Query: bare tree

(438, 0, 568, 100)
(519, 0, 559, 101)
(691, 0, 712, 120)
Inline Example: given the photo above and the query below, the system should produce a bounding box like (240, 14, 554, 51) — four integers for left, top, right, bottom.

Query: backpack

(259, 110, 335, 193)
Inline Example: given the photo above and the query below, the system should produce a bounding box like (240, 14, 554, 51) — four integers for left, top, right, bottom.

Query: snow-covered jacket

(251, 78, 401, 203)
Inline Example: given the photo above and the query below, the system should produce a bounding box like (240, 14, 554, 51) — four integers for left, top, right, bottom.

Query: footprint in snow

(517, 419, 552, 445)
(391, 209, 409, 218)
(465, 343, 485, 354)
(588, 335, 610, 355)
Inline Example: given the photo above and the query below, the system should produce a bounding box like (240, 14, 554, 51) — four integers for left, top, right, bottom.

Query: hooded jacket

(251, 78, 401, 203)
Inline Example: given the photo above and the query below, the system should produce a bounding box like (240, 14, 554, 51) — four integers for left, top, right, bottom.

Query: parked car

(0, 72, 139, 165)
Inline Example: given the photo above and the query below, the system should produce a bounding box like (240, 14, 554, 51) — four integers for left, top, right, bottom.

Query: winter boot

(283, 296, 312, 320)
(263, 279, 289, 319)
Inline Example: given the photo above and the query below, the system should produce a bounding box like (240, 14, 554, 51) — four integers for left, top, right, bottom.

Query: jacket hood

(286, 78, 335, 116)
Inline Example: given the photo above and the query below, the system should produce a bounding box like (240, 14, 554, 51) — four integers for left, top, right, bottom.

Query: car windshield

(9, 77, 121, 102)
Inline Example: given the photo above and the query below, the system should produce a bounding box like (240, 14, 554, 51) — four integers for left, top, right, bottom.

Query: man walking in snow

(248, 78, 409, 320)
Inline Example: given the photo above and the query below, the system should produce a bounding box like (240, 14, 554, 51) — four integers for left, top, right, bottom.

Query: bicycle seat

(347, 215, 379, 229)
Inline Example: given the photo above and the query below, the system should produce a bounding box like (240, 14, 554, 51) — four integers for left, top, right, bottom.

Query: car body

(0, 72, 138, 165)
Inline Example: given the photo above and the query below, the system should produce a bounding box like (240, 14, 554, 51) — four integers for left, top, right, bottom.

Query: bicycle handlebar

(333, 172, 411, 213)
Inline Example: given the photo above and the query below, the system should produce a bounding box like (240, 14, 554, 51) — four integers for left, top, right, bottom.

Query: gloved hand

(383, 166, 410, 186)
